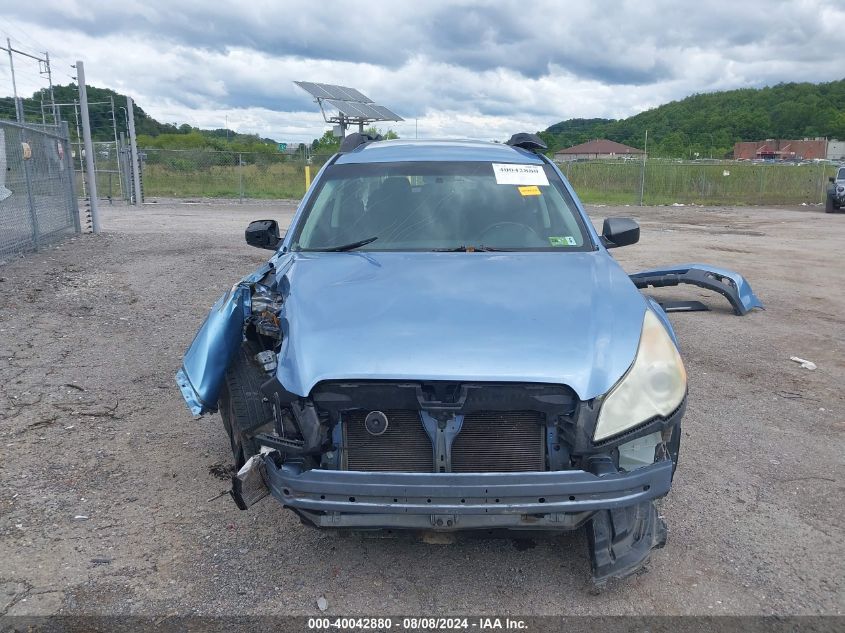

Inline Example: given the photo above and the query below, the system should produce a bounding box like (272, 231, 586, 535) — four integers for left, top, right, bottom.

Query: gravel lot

(0, 198, 842, 617)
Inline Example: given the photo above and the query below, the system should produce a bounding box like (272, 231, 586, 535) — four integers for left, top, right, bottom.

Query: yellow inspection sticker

(518, 185, 541, 196)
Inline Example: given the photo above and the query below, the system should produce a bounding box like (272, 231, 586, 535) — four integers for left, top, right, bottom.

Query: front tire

(218, 342, 274, 468)
(825, 194, 836, 213)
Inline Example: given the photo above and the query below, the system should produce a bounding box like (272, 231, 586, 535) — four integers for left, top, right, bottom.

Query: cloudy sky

(1, 1, 844, 143)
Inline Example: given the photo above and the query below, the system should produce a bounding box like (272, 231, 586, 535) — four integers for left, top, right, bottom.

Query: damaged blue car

(176, 133, 762, 585)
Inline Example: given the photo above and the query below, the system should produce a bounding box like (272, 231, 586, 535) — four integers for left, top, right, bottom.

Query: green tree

(539, 79, 845, 158)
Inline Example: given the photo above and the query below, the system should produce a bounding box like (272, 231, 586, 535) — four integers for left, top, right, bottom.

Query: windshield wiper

(432, 245, 513, 252)
(308, 236, 378, 252)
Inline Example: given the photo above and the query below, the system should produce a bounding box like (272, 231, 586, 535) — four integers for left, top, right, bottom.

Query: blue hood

(275, 251, 646, 400)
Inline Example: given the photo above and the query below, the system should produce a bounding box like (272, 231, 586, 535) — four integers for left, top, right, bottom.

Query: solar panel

(295, 81, 375, 103)
(295, 81, 403, 122)
(324, 99, 384, 119)
(369, 104, 403, 121)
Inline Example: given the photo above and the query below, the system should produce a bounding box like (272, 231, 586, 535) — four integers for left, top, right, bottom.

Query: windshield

(838, 167, 845, 180)
(291, 161, 591, 251)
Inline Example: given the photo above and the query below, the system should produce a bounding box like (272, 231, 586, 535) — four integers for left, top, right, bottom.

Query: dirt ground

(0, 198, 842, 617)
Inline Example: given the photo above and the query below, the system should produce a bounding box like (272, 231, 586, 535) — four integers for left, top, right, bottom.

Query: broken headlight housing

(594, 310, 687, 442)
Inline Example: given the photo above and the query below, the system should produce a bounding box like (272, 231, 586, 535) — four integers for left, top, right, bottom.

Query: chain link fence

(0, 120, 80, 257)
(129, 149, 840, 206)
(138, 148, 332, 200)
(558, 159, 839, 206)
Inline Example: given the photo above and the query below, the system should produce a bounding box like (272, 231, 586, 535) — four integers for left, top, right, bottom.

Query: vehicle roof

(334, 138, 545, 165)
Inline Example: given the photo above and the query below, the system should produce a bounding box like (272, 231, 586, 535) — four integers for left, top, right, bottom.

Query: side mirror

(601, 217, 640, 249)
(245, 219, 282, 250)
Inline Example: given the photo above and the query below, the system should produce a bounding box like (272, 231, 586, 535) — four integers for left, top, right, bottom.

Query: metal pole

(61, 121, 82, 233)
(820, 161, 826, 204)
(20, 128, 42, 249)
(126, 96, 142, 206)
(6, 38, 21, 122)
(238, 153, 244, 203)
(73, 99, 86, 198)
(119, 131, 130, 200)
(639, 130, 648, 206)
(77, 61, 101, 233)
(46, 51, 58, 124)
(110, 96, 123, 200)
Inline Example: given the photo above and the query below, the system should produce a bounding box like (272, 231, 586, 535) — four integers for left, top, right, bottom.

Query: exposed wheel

(218, 342, 274, 468)
(825, 195, 836, 213)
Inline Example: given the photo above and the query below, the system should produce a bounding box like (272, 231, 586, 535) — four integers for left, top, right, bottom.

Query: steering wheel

(478, 221, 541, 242)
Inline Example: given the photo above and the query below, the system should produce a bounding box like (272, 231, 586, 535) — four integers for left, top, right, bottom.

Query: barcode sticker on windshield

(492, 163, 549, 186)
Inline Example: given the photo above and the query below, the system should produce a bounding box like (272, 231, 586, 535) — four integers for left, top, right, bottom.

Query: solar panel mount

(295, 81, 403, 136)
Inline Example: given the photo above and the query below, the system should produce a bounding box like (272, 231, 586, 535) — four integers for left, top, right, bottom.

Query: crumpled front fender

(176, 263, 273, 415)
(629, 263, 763, 316)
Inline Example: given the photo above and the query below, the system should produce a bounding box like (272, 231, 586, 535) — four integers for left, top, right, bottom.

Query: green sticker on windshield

(549, 236, 577, 247)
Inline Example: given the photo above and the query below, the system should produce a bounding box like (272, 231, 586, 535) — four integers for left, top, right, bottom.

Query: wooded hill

(0, 84, 280, 153)
(539, 79, 845, 158)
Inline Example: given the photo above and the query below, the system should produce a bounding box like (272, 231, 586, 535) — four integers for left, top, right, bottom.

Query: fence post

(819, 162, 826, 204)
(20, 129, 41, 250)
(126, 96, 142, 206)
(639, 130, 648, 206)
(118, 132, 131, 201)
(61, 121, 82, 233)
(77, 60, 101, 233)
(238, 153, 244, 202)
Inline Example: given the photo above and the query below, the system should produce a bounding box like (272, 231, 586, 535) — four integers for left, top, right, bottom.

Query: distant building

(553, 139, 645, 162)
(733, 139, 828, 161)
(828, 140, 845, 162)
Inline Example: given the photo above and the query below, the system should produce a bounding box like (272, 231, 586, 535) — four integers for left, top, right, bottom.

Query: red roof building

(553, 139, 645, 162)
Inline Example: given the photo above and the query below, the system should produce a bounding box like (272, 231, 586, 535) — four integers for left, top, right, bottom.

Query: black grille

(451, 411, 545, 472)
(343, 409, 433, 472)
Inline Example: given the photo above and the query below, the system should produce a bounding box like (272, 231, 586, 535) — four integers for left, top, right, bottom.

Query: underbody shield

(588, 500, 667, 585)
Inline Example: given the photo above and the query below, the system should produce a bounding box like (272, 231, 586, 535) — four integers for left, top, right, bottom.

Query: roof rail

(506, 132, 547, 153)
(339, 132, 382, 153)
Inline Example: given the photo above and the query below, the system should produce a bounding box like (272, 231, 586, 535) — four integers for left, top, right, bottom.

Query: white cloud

(1, 1, 843, 143)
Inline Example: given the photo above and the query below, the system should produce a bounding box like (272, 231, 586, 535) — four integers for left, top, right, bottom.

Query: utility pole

(126, 96, 142, 207)
(76, 60, 100, 233)
(2, 39, 57, 123)
(45, 51, 57, 124)
(639, 129, 648, 207)
(5, 38, 21, 121)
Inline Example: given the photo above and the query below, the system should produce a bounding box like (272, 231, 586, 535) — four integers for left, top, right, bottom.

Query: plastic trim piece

(629, 263, 763, 316)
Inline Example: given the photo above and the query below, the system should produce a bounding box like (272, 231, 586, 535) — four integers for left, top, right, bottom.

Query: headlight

(594, 310, 687, 442)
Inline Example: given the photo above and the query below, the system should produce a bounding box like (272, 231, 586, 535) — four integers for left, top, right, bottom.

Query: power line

(0, 20, 48, 55)
(0, 36, 56, 123)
